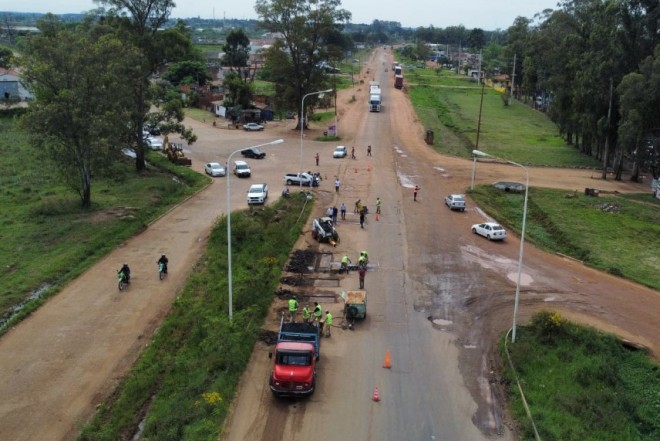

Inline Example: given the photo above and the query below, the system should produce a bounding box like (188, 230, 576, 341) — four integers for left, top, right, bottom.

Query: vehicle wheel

(312, 230, 319, 241)
(286, 180, 293, 185)
(487, 235, 492, 240)
(118, 281, 125, 291)
(460, 208, 465, 212)
(159, 271, 165, 280)
(347, 306, 358, 318)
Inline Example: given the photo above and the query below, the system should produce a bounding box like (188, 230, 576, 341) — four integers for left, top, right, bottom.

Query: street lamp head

(472, 149, 488, 157)
(268, 139, 284, 145)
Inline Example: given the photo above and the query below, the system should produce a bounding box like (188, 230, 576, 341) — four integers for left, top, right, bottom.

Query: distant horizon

(1, 0, 559, 31)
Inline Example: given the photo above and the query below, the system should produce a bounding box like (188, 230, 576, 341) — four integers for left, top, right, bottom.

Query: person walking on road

(359, 210, 365, 229)
(335, 178, 340, 193)
(332, 206, 338, 224)
(324, 311, 333, 337)
(354, 199, 361, 214)
(315, 152, 319, 166)
(367, 145, 372, 156)
(351, 146, 356, 159)
(288, 296, 299, 323)
(302, 304, 311, 323)
(340, 202, 347, 220)
(375, 197, 381, 214)
(413, 185, 420, 201)
(358, 267, 366, 289)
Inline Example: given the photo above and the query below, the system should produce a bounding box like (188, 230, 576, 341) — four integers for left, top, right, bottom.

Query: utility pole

(509, 54, 517, 106)
(602, 78, 614, 180)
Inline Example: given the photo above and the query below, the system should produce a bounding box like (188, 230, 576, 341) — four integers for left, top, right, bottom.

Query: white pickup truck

(284, 172, 320, 187)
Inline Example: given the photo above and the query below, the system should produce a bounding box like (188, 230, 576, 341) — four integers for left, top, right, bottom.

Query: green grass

(407, 71, 601, 168)
(469, 186, 660, 289)
(0, 113, 209, 330)
(185, 107, 215, 122)
(78, 192, 313, 441)
(503, 311, 660, 441)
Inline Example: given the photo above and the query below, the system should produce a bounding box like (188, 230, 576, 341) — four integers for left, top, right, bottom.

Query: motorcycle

(118, 270, 129, 291)
(158, 262, 168, 280)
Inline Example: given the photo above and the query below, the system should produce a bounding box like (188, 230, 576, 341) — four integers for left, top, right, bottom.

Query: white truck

(369, 85, 382, 112)
(284, 172, 320, 187)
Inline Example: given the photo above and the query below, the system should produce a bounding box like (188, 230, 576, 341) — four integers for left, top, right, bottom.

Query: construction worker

(288, 296, 299, 323)
(324, 310, 333, 337)
(313, 302, 323, 322)
(359, 250, 369, 268)
(302, 304, 311, 323)
(375, 197, 381, 214)
(341, 255, 352, 274)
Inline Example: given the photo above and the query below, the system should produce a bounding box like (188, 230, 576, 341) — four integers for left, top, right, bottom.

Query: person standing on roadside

(359, 209, 366, 229)
(340, 202, 346, 220)
(302, 304, 311, 323)
(315, 152, 319, 166)
(335, 178, 340, 193)
(332, 206, 338, 224)
(413, 185, 420, 201)
(324, 311, 333, 337)
(375, 197, 382, 214)
(354, 199, 361, 214)
(358, 267, 366, 289)
(367, 145, 372, 156)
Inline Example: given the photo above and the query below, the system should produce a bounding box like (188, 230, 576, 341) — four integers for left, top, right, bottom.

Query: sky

(7, 0, 560, 30)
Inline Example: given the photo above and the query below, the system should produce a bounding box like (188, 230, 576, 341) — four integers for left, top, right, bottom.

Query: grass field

(407, 69, 601, 168)
(0, 112, 209, 331)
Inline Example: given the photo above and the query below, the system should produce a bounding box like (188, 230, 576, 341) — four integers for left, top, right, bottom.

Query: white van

(233, 160, 251, 178)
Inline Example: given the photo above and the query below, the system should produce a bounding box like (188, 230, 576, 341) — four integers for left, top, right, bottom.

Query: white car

(233, 160, 251, 177)
(471, 222, 507, 241)
(247, 183, 268, 205)
(204, 162, 226, 177)
(145, 136, 164, 150)
(444, 194, 466, 211)
(242, 122, 264, 131)
(333, 146, 347, 158)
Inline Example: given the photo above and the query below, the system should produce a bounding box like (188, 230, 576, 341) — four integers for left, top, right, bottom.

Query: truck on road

(269, 318, 320, 397)
(394, 74, 404, 89)
(284, 172, 320, 187)
(369, 85, 382, 112)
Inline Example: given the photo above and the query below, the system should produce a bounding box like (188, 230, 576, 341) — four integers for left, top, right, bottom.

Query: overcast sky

(7, 0, 560, 30)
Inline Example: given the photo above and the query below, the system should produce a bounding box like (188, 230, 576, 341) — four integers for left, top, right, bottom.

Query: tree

(223, 28, 251, 75)
(163, 60, 211, 86)
(221, 28, 255, 110)
(97, 0, 196, 171)
(0, 46, 13, 68)
(20, 16, 141, 208)
(468, 28, 486, 52)
(255, 0, 350, 129)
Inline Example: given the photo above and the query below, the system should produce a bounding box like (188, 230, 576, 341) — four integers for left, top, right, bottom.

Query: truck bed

(345, 290, 366, 304)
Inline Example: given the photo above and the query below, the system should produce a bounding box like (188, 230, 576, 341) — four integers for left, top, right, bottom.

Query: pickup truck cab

(284, 172, 319, 187)
(233, 160, 251, 177)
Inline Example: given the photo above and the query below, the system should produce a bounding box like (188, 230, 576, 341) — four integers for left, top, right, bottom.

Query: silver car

(444, 194, 466, 211)
(333, 146, 347, 158)
(204, 162, 226, 177)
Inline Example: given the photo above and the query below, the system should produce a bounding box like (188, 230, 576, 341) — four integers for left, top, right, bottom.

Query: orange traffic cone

(372, 386, 380, 402)
(354, 167, 359, 173)
(383, 351, 392, 369)
(375, 213, 379, 221)
(367, 165, 372, 172)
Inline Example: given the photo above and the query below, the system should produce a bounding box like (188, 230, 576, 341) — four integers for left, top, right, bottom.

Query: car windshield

(237, 164, 248, 170)
(211, 164, 221, 170)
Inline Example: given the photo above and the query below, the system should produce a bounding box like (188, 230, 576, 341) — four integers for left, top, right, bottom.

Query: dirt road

(0, 47, 657, 441)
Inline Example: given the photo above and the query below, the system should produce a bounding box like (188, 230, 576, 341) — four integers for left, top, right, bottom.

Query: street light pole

(300, 89, 333, 191)
(472, 149, 529, 342)
(226, 138, 283, 320)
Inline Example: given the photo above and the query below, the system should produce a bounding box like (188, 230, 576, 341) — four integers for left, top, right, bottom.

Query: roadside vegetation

(503, 311, 660, 441)
(0, 112, 209, 332)
(78, 193, 313, 441)
(470, 186, 660, 290)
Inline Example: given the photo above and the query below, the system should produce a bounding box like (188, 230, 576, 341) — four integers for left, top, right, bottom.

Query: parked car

(243, 122, 264, 131)
(241, 147, 266, 159)
(145, 136, 164, 151)
(444, 194, 466, 211)
(233, 160, 251, 177)
(205, 162, 226, 177)
(247, 183, 268, 205)
(333, 146, 347, 158)
(471, 222, 507, 241)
